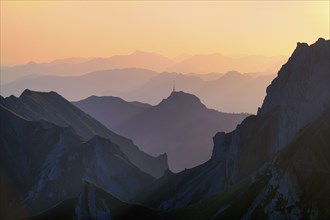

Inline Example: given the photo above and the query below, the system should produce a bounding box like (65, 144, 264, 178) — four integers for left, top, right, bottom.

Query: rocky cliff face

(259, 38, 330, 153)
(254, 113, 330, 219)
(212, 38, 329, 187)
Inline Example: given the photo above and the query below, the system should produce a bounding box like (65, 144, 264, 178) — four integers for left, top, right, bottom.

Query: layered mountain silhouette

(1, 68, 158, 101)
(0, 90, 168, 178)
(3, 68, 276, 113)
(196, 71, 275, 113)
(1, 38, 328, 220)
(166, 53, 286, 74)
(0, 105, 154, 219)
(1, 51, 283, 85)
(0, 51, 174, 84)
(120, 71, 275, 113)
(75, 92, 249, 171)
(118, 72, 205, 105)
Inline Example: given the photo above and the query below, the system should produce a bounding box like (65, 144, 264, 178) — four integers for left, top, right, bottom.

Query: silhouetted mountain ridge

(2, 38, 328, 220)
(1, 89, 168, 178)
(158, 91, 207, 110)
(120, 71, 275, 113)
(73, 95, 151, 130)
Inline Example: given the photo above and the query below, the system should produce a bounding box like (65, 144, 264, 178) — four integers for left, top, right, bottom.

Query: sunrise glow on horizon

(1, 1, 329, 66)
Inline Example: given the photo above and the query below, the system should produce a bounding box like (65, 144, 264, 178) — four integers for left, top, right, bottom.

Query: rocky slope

(0, 90, 168, 178)
(0, 105, 154, 219)
(175, 111, 330, 219)
(212, 38, 329, 186)
(24, 181, 166, 220)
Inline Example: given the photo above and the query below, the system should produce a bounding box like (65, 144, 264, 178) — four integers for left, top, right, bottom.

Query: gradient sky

(1, 1, 329, 66)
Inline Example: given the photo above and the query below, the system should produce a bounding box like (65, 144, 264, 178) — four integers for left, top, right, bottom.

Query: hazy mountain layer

(1, 68, 274, 113)
(1, 51, 283, 85)
(1, 68, 158, 101)
(125, 71, 275, 114)
(73, 96, 151, 131)
(0, 51, 174, 84)
(166, 53, 286, 74)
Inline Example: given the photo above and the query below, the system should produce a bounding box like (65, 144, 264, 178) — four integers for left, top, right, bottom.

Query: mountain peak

(225, 70, 241, 75)
(258, 38, 329, 151)
(222, 70, 244, 78)
(168, 91, 201, 102)
(311, 37, 326, 46)
(21, 88, 33, 96)
(131, 50, 150, 55)
(158, 91, 206, 110)
(19, 89, 63, 101)
(131, 50, 163, 57)
(261, 38, 329, 115)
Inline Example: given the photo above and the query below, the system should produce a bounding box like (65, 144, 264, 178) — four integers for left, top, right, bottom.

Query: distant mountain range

(1, 68, 275, 113)
(1, 50, 284, 85)
(120, 71, 275, 113)
(1, 68, 158, 101)
(0, 51, 174, 84)
(167, 53, 286, 74)
(1, 50, 280, 114)
(74, 92, 249, 172)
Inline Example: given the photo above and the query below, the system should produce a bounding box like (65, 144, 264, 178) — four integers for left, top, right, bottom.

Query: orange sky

(1, 1, 329, 66)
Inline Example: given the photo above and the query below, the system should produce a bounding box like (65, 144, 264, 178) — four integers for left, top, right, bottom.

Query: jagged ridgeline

(1, 38, 329, 220)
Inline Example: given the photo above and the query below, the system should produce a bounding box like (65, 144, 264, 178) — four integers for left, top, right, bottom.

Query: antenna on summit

(173, 80, 176, 92)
